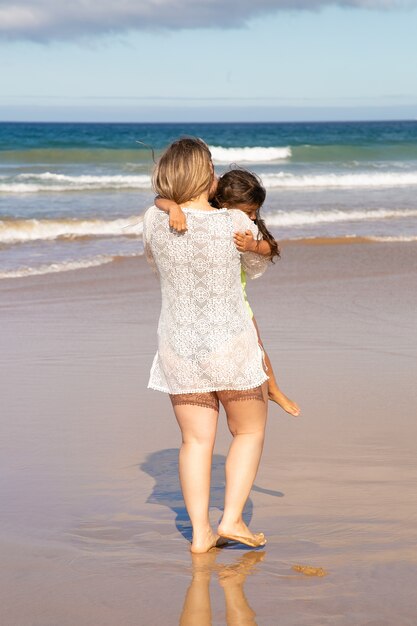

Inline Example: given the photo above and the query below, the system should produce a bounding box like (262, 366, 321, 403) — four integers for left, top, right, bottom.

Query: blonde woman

(143, 138, 269, 553)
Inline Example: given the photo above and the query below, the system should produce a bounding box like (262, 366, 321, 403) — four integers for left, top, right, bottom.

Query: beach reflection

(180, 549, 264, 626)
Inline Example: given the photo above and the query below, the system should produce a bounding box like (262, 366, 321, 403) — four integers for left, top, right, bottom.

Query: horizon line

(1, 117, 417, 125)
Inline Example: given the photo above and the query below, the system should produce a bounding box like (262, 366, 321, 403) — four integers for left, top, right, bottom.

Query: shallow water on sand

(1, 245, 417, 625)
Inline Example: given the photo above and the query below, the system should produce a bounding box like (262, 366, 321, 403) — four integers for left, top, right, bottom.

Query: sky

(1, 0, 417, 122)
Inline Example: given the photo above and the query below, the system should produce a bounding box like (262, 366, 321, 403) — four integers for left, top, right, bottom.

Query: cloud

(0, 0, 414, 41)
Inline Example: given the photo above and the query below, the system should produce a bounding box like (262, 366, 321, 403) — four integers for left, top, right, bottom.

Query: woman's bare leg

(217, 383, 268, 542)
(172, 402, 220, 553)
(252, 316, 300, 417)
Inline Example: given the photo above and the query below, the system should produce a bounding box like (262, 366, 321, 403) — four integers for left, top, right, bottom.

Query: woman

(143, 138, 269, 553)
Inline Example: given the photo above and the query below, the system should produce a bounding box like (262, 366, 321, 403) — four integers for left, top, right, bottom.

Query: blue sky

(1, 1, 417, 122)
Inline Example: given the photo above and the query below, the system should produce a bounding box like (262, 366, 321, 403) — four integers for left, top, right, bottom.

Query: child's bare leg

(252, 317, 300, 417)
(262, 349, 300, 416)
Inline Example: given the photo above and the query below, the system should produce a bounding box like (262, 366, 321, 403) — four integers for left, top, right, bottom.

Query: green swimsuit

(241, 266, 254, 319)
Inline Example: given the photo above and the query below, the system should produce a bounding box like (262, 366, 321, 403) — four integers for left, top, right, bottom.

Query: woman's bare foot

(268, 387, 300, 416)
(191, 527, 227, 553)
(217, 520, 266, 547)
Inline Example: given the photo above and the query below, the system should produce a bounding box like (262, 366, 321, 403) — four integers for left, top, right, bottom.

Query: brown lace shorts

(169, 386, 265, 412)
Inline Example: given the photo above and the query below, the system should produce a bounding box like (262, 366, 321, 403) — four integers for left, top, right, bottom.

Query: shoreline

(1, 236, 416, 282)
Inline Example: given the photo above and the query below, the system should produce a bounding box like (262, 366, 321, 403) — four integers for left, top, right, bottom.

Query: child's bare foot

(268, 388, 300, 416)
(191, 528, 227, 553)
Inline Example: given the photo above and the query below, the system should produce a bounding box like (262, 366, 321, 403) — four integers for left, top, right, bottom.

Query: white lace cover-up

(143, 205, 269, 394)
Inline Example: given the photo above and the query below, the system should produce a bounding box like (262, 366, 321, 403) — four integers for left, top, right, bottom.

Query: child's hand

(170, 206, 187, 232)
(233, 230, 256, 253)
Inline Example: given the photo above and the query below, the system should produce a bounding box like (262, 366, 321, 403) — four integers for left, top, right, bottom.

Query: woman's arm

(154, 196, 187, 232)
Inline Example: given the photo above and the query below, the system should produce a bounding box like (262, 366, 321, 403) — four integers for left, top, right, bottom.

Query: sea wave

(0, 172, 152, 193)
(0, 254, 133, 280)
(2, 142, 417, 167)
(366, 235, 417, 242)
(209, 146, 291, 163)
(265, 208, 417, 228)
(2, 208, 416, 244)
(261, 171, 417, 189)
(0, 216, 143, 244)
(3, 168, 417, 194)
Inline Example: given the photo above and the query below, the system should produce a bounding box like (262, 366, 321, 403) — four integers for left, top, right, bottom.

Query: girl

(156, 168, 300, 417)
(144, 138, 270, 552)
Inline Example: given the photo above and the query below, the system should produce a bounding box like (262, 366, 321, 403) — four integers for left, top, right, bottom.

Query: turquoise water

(1, 121, 417, 278)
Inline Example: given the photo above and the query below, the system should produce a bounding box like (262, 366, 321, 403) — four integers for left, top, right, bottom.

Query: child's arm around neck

(154, 196, 188, 232)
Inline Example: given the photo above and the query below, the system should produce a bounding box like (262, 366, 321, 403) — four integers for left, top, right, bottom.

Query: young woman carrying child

(156, 168, 300, 418)
(144, 138, 271, 552)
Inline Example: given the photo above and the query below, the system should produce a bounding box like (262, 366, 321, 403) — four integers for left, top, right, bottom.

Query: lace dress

(142, 205, 269, 395)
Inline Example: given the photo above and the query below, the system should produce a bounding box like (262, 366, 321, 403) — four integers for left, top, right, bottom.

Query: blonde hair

(152, 137, 213, 204)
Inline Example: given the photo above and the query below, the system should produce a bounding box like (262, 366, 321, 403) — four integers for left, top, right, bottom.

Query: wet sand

(1, 241, 417, 625)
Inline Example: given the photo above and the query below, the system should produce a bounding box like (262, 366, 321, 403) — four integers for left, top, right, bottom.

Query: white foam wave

(265, 208, 417, 228)
(3, 168, 417, 193)
(0, 172, 152, 193)
(0, 255, 117, 279)
(367, 235, 417, 242)
(209, 146, 291, 163)
(261, 171, 417, 189)
(0, 216, 143, 244)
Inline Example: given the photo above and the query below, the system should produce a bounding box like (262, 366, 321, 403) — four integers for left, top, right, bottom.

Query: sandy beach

(1, 239, 417, 625)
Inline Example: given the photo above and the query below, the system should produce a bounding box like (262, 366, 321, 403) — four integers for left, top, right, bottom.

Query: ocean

(1, 120, 417, 279)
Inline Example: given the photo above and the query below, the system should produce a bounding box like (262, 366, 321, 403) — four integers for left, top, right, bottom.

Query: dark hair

(213, 168, 280, 261)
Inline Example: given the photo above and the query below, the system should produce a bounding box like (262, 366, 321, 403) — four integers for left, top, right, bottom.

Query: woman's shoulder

(144, 204, 168, 222)
(143, 205, 167, 234)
